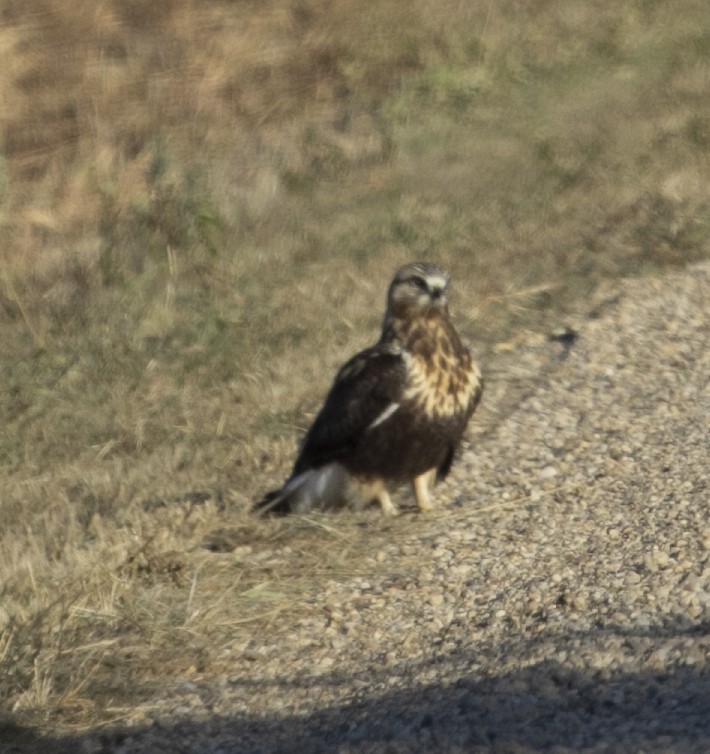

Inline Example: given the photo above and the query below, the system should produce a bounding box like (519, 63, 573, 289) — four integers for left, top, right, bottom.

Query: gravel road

(27, 262, 710, 753)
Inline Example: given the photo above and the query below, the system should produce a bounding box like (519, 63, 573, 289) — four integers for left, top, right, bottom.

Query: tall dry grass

(1, 0, 710, 734)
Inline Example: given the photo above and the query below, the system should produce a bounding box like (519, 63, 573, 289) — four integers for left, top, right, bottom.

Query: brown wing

(292, 345, 405, 475)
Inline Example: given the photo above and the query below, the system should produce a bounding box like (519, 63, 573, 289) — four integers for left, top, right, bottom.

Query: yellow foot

(377, 490, 399, 517)
(413, 468, 437, 512)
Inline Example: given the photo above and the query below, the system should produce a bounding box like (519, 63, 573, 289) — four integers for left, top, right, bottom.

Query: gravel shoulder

(22, 263, 710, 753)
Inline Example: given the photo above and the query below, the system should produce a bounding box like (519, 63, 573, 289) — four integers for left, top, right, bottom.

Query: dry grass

(2, 0, 710, 735)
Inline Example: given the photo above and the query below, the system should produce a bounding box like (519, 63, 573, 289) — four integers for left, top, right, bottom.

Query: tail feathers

(253, 464, 347, 516)
(253, 487, 292, 516)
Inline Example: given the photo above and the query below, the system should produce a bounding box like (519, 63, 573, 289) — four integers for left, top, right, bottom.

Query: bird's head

(386, 262, 450, 315)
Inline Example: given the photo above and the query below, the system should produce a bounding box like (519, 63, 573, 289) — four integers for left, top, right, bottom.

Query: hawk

(256, 262, 483, 516)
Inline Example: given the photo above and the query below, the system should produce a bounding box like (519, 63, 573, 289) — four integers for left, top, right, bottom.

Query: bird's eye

(411, 276, 428, 291)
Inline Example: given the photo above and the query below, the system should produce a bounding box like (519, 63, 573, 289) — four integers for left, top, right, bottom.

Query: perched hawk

(256, 262, 483, 516)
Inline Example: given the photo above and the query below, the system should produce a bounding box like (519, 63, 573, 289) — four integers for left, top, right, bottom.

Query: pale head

(387, 262, 451, 313)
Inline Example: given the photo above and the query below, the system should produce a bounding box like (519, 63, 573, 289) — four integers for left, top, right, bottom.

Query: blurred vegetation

(1, 0, 710, 733)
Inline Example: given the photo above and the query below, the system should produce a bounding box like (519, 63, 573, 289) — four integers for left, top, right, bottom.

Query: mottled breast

(401, 318, 482, 421)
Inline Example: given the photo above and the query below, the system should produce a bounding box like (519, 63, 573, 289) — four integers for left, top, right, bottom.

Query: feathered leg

(412, 467, 438, 511)
(375, 489, 398, 517)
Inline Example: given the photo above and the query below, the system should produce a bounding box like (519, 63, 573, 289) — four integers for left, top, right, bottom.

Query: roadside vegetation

(1, 0, 709, 735)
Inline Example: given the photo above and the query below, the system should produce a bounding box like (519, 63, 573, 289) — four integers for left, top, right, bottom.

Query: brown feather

(254, 262, 482, 515)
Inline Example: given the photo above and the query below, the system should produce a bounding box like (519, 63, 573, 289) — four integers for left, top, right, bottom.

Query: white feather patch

(368, 402, 400, 430)
(284, 464, 349, 513)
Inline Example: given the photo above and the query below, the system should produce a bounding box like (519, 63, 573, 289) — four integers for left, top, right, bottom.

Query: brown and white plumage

(256, 262, 483, 516)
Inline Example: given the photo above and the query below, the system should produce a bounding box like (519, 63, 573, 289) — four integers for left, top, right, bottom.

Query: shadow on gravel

(7, 647, 710, 754)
